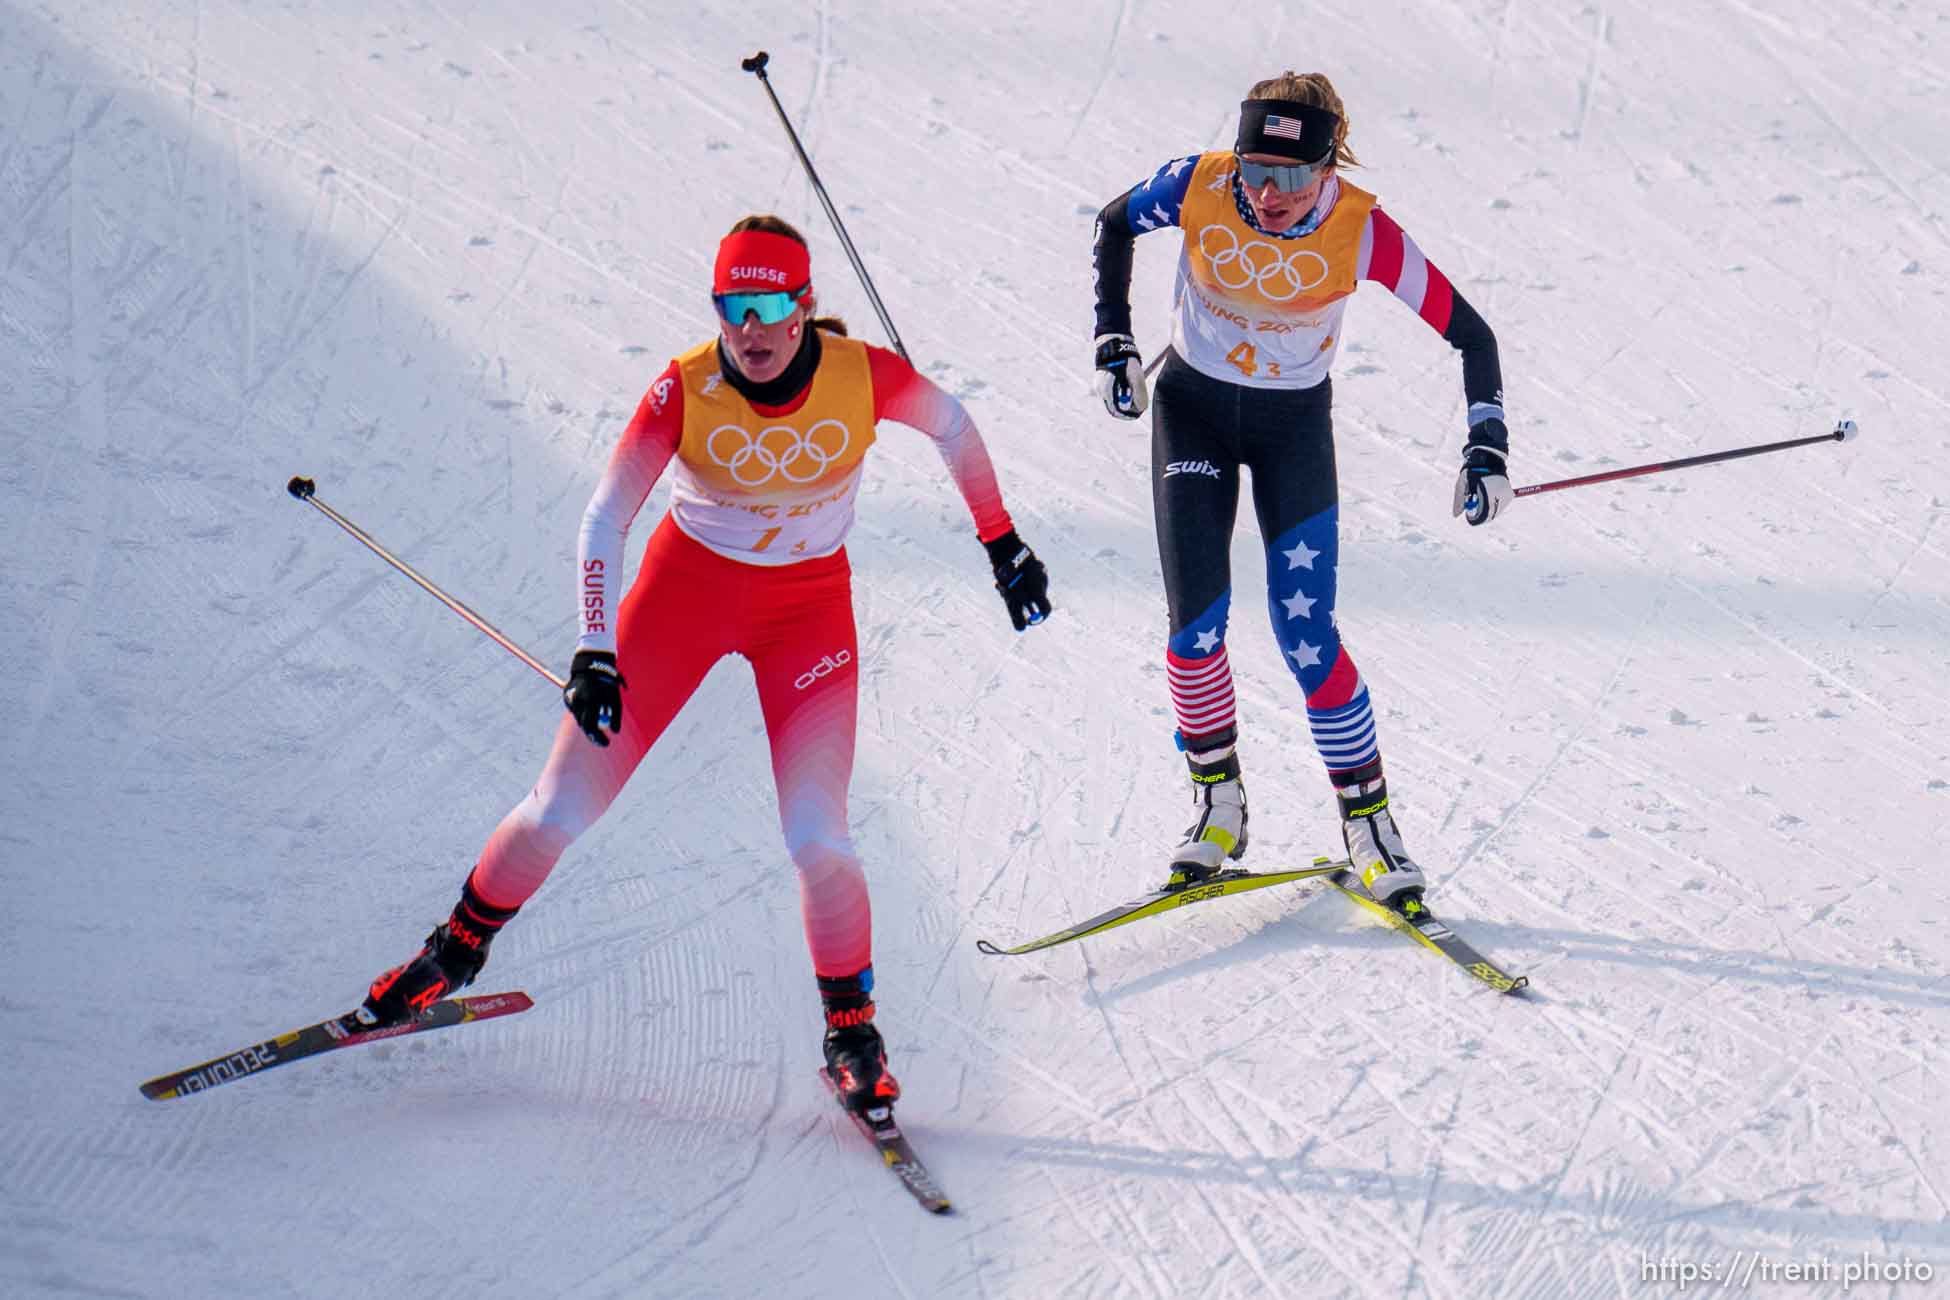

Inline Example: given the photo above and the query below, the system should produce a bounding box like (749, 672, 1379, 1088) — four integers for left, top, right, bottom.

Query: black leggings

(1150, 353, 1379, 777)
(1152, 356, 1337, 636)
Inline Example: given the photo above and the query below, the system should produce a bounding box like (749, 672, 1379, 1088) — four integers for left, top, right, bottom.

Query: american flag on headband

(1264, 115, 1307, 140)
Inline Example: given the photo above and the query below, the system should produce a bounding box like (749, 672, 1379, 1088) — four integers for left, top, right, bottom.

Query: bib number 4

(1223, 342, 1281, 379)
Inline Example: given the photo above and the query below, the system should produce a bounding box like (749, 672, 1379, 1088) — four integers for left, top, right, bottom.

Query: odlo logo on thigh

(794, 649, 853, 691)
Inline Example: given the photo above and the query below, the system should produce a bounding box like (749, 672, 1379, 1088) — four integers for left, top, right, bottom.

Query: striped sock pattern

(1167, 647, 1237, 747)
(1310, 685, 1379, 774)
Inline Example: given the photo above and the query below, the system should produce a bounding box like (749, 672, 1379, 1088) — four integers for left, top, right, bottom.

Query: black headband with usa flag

(1236, 99, 1339, 163)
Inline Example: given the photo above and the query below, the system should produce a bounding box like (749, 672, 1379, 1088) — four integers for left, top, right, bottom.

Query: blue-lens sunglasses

(713, 285, 809, 325)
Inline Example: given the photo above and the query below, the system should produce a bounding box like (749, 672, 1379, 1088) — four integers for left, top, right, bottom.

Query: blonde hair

(725, 214, 848, 335)
(1247, 72, 1360, 169)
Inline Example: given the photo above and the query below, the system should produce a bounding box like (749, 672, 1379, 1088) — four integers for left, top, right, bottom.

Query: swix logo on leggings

(794, 649, 853, 690)
(1164, 459, 1223, 479)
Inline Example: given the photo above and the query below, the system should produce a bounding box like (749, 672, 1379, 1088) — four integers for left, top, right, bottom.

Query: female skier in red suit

(358, 215, 1051, 1113)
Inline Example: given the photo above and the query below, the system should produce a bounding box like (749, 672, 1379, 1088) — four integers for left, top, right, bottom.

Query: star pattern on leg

(1281, 588, 1316, 620)
(1193, 628, 1221, 654)
(1287, 641, 1322, 670)
(1283, 539, 1320, 571)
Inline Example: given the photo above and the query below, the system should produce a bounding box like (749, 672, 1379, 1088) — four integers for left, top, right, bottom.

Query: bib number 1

(753, 525, 809, 557)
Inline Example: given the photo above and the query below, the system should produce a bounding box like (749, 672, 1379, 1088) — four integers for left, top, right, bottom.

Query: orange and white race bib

(1170, 153, 1375, 389)
(667, 334, 878, 563)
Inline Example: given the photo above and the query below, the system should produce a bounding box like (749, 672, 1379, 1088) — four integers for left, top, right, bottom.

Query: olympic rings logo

(705, 418, 852, 487)
(1197, 225, 1329, 302)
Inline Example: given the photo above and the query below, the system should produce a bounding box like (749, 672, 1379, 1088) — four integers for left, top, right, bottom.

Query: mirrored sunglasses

(1235, 154, 1331, 193)
(713, 286, 809, 325)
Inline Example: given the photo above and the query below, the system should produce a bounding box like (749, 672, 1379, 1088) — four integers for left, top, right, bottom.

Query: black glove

(1451, 417, 1514, 526)
(563, 650, 626, 746)
(1093, 333, 1148, 420)
(983, 530, 1052, 631)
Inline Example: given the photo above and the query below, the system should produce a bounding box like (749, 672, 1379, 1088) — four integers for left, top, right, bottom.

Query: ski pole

(740, 51, 911, 362)
(1142, 288, 1185, 379)
(1508, 418, 1858, 502)
(286, 477, 565, 689)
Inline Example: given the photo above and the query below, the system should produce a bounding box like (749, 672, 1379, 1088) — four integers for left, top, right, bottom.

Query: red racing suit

(469, 331, 1015, 979)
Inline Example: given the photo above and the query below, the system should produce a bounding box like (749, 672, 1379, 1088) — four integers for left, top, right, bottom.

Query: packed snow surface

(4, 2, 1947, 1297)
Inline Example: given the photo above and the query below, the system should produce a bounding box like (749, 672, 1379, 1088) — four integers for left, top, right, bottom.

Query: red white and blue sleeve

(574, 365, 682, 655)
(864, 344, 1015, 544)
(1092, 155, 1200, 338)
(1358, 207, 1506, 434)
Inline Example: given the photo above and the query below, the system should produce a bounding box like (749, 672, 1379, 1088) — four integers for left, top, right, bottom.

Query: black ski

(139, 992, 535, 1100)
(1326, 868, 1529, 994)
(975, 862, 1348, 957)
(819, 1071, 953, 1214)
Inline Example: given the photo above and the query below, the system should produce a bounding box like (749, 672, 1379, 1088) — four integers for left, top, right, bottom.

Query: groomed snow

(4, 2, 1947, 1297)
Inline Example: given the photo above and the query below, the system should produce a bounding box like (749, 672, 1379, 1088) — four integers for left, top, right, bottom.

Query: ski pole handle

(1512, 419, 1858, 500)
(740, 51, 911, 363)
(286, 477, 566, 690)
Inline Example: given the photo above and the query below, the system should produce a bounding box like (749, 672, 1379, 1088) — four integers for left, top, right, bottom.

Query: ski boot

(1168, 746, 1248, 886)
(1335, 763, 1427, 915)
(819, 970, 900, 1116)
(357, 880, 519, 1028)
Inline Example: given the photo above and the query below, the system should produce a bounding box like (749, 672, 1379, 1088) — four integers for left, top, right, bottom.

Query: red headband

(714, 230, 811, 294)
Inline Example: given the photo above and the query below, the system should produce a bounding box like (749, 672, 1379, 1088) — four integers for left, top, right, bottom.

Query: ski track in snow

(4, 1, 1949, 1297)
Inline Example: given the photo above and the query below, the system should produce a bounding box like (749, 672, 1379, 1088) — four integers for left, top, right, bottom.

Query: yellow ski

(1325, 864, 1529, 995)
(975, 863, 1347, 957)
